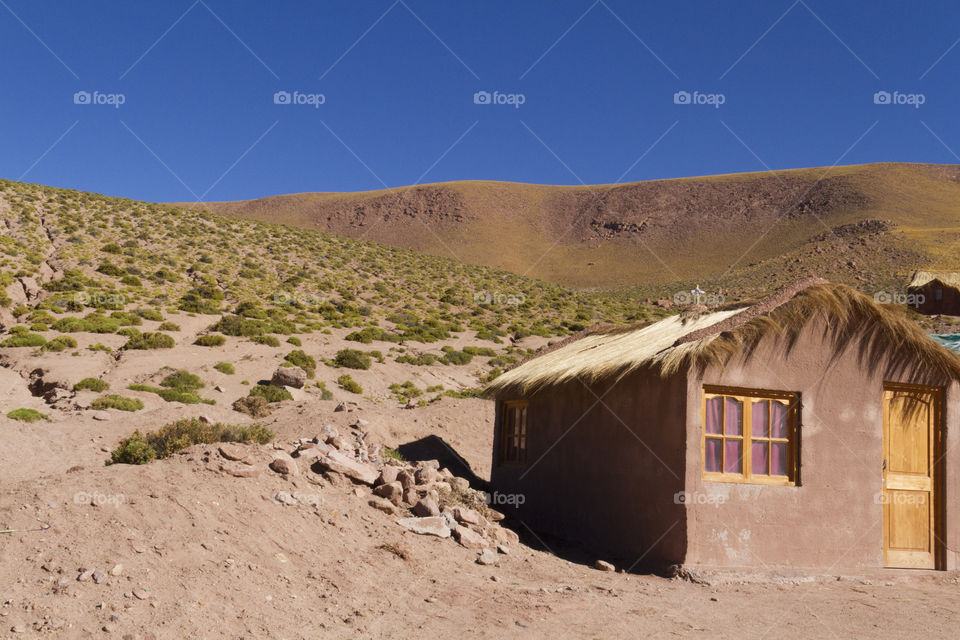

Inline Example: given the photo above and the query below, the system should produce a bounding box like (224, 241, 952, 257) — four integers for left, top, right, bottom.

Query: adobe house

(908, 271, 960, 316)
(487, 280, 960, 572)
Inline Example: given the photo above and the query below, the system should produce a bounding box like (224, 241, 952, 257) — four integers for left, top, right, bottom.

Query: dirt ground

(2, 324, 960, 639)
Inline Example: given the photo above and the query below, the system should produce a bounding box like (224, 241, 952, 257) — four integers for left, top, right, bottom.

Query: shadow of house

(397, 434, 488, 491)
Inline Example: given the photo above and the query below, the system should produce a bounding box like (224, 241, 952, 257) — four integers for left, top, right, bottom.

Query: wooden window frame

(499, 401, 528, 467)
(701, 385, 800, 486)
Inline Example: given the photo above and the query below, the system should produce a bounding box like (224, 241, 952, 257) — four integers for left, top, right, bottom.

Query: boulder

(488, 525, 520, 547)
(313, 450, 379, 485)
(486, 509, 506, 522)
(453, 525, 488, 550)
(376, 466, 399, 486)
(368, 497, 396, 515)
(397, 469, 416, 489)
(476, 548, 499, 565)
(373, 482, 404, 506)
(403, 488, 419, 506)
(269, 454, 299, 476)
(396, 516, 450, 538)
(594, 560, 616, 572)
(414, 467, 437, 486)
(222, 462, 261, 478)
(218, 444, 248, 462)
(274, 491, 298, 506)
(318, 424, 339, 443)
(452, 507, 482, 526)
(412, 498, 440, 518)
(449, 477, 470, 492)
(271, 366, 306, 389)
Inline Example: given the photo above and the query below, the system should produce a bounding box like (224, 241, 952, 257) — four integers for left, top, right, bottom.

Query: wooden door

(882, 385, 940, 569)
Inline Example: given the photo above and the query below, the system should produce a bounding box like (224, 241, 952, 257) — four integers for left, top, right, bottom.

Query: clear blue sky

(1, 0, 959, 202)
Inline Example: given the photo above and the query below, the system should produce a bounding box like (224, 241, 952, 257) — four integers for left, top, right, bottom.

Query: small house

(908, 271, 960, 315)
(487, 280, 960, 572)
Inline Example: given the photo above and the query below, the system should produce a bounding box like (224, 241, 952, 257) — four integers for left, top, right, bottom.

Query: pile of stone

(216, 421, 521, 565)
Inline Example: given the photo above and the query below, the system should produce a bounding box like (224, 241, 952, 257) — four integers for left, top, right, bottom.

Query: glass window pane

(724, 440, 742, 474)
(771, 402, 788, 438)
(772, 443, 787, 476)
(752, 442, 769, 475)
(705, 438, 722, 472)
(751, 400, 768, 438)
(705, 397, 722, 434)
(724, 398, 742, 435)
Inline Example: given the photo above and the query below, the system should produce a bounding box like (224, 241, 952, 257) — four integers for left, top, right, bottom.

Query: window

(500, 401, 528, 466)
(935, 288, 943, 301)
(703, 387, 799, 485)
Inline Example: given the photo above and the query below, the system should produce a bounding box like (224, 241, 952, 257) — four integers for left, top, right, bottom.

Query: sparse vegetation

(110, 418, 274, 464)
(214, 362, 235, 375)
(194, 334, 226, 347)
(74, 377, 109, 392)
(91, 394, 144, 412)
(337, 374, 363, 394)
(7, 408, 49, 422)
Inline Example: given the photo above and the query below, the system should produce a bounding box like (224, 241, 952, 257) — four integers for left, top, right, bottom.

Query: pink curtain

(771, 402, 788, 438)
(772, 443, 787, 475)
(705, 438, 722, 472)
(751, 401, 768, 437)
(705, 397, 722, 434)
(724, 440, 742, 473)
(752, 442, 768, 475)
(724, 398, 742, 435)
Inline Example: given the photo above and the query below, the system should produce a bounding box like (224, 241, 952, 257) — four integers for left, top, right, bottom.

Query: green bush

(333, 348, 371, 370)
(286, 336, 302, 346)
(389, 380, 422, 402)
(316, 380, 334, 400)
(110, 419, 274, 464)
(123, 332, 175, 350)
(248, 384, 292, 403)
(91, 394, 143, 412)
(160, 370, 204, 391)
(135, 308, 164, 321)
(232, 395, 271, 417)
(251, 335, 280, 347)
(337, 374, 363, 394)
(214, 362, 235, 375)
(7, 408, 48, 422)
(88, 343, 112, 353)
(284, 349, 316, 377)
(1, 333, 46, 347)
(74, 377, 109, 392)
(157, 321, 180, 331)
(194, 334, 226, 347)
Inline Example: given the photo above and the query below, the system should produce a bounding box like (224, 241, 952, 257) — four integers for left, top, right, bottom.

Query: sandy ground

(2, 324, 960, 638)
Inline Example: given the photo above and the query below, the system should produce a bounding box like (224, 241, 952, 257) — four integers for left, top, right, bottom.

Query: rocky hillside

(187, 163, 960, 291)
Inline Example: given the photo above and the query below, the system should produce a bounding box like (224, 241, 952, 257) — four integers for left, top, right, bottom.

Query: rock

(486, 509, 506, 522)
(368, 497, 396, 515)
(319, 424, 339, 443)
(454, 525, 488, 549)
(330, 436, 351, 451)
(133, 588, 150, 600)
(396, 516, 451, 538)
(109, 564, 123, 577)
(402, 487, 419, 505)
(433, 481, 451, 493)
(77, 569, 93, 582)
(334, 402, 346, 412)
(449, 477, 470, 492)
(293, 444, 329, 464)
(417, 459, 440, 471)
(218, 444, 248, 462)
(488, 526, 520, 547)
(594, 560, 616, 572)
(274, 491, 298, 506)
(373, 482, 403, 506)
(412, 498, 440, 517)
(222, 462, 261, 478)
(92, 570, 105, 584)
(271, 366, 306, 389)
(397, 470, 416, 489)
(313, 450, 378, 485)
(198, 415, 213, 424)
(476, 548, 499, 565)
(269, 455, 300, 476)
(414, 467, 437, 485)
(92, 411, 110, 421)
(214, 385, 224, 392)
(352, 417, 369, 428)
(376, 466, 399, 486)
(452, 507, 482, 526)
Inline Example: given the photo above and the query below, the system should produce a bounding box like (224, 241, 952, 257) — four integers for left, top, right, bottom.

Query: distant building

(908, 271, 960, 315)
(487, 279, 960, 572)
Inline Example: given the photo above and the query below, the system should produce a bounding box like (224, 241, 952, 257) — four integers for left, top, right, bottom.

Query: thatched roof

(909, 270, 960, 289)
(486, 280, 960, 396)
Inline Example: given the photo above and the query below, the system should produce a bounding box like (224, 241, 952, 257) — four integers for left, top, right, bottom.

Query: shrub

(91, 394, 143, 412)
(6, 408, 49, 422)
(157, 322, 180, 331)
(74, 377, 109, 392)
(1, 333, 46, 348)
(284, 350, 316, 378)
(286, 336, 301, 346)
(251, 335, 280, 347)
(157, 388, 209, 404)
(232, 395, 271, 417)
(248, 384, 292, 403)
(333, 348, 371, 370)
(116, 327, 141, 339)
(120, 275, 143, 287)
(316, 380, 334, 400)
(88, 343, 112, 353)
(214, 362, 235, 375)
(383, 446, 405, 462)
(389, 380, 422, 403)
(194, 334, 226, 347)
(135, 308, 164, 321)
(123, 332, 175, 350)
(337, 374, 363, 394)
(160, 370, 204, 392)
(110, 419, 274, 464)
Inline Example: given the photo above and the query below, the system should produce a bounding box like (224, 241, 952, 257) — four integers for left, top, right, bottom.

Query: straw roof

(909, 270, 960, 289)
(487, 280, 960, 396)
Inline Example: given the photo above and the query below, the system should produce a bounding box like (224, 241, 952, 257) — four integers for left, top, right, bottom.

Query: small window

(935, 288, 943, 301)
(500, 401, 528, 466)
(703, 387, 799, 485)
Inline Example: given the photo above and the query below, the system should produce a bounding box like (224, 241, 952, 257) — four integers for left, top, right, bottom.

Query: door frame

(881, 382, 945, 570)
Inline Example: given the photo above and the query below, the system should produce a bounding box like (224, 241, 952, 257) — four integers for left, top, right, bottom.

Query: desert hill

(186, 162, 960, 293)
